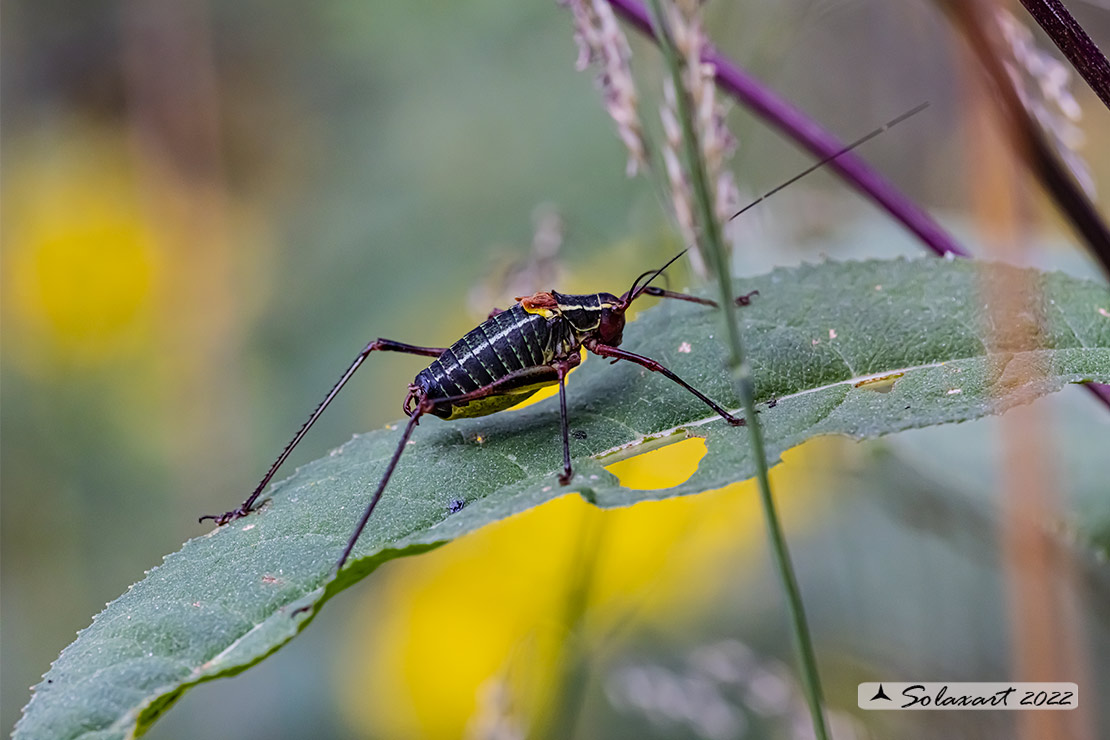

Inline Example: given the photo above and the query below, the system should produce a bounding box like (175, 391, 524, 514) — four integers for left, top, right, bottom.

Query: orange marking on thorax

(517, 291, 560, 317)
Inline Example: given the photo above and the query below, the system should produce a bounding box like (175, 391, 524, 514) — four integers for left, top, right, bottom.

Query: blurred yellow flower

(3, 122, 162, 369)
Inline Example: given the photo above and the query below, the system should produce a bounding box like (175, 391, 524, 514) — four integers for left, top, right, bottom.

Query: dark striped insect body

(201, 252, 750, 570)
(411, 292, 620, 420)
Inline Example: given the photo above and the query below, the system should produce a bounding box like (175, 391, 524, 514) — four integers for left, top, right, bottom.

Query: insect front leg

(200, 338, 447, 526)
(638, 286, 759, 307)
(585, 341, 746, 426)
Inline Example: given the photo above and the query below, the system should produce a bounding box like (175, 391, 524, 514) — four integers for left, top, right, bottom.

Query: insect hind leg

(200, 338, 446, 526)
(556, 360, 574, 485)
(336, 394, 434, 570)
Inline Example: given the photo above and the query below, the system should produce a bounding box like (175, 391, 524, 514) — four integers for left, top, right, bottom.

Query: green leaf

(16, 258, 1110, 739)
(886, 386, 1110, 558)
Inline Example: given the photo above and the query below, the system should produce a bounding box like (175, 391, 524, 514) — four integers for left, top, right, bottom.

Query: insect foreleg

(200, 338, 446, 526)
(637, 286, 716, 307)
(585, 341, 745, 427)
(638, 286, 759, 307)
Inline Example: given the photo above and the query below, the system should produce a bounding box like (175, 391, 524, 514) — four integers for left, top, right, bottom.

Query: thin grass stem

(644, 2, 829, 738)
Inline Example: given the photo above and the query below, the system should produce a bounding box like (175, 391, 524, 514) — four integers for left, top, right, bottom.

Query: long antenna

(623, 248, 688, 305)
(729, 102, 930, 221)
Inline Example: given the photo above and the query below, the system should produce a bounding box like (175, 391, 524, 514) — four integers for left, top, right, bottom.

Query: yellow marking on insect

(522, 306, 556, 318)
(854, 372, 904, 393)
(442, 384, 551, 420)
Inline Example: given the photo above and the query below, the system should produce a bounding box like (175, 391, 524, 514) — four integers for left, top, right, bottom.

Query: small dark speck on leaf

(571, 429, 587, 440)
(261, 575, 281, 585)
(448, 498, 466, 513)
(767, 397, 778, 408)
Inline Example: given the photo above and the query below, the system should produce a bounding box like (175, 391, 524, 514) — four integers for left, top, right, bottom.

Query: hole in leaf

(604, 435, 707, 490)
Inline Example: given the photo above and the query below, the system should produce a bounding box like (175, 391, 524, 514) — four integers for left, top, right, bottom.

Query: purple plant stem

(604, 0, 1110, 410)
(1088, 381, 1110, 407)
(1019, 0, 1110, 112)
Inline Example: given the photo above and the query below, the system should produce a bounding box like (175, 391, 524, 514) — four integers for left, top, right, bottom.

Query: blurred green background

(3, 1, 1109, 738)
